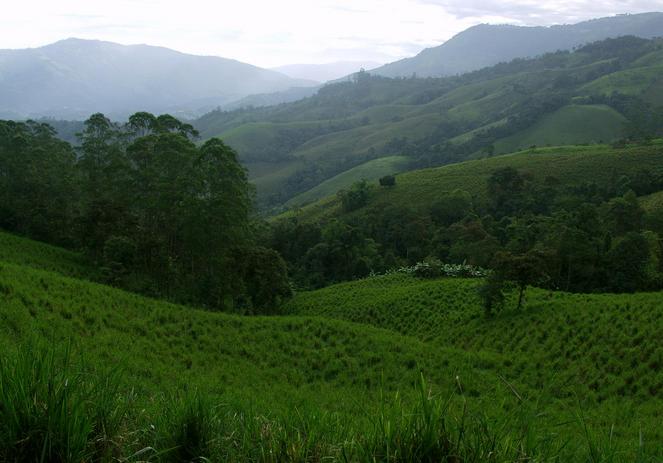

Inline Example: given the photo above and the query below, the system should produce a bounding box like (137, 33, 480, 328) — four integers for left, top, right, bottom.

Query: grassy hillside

(494, 104, 626, 154)
(2, 232, 662, 459)
(285, 156, 409, 208)
(285, 141, 663, 223)
(285, 273, 663, 449)
(193, 37, 663, 210)
(0, 232, 96, 280)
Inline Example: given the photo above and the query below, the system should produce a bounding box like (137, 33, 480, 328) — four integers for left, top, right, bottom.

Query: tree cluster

(0, 114, 290, 311)
(271, 168, 663, 297)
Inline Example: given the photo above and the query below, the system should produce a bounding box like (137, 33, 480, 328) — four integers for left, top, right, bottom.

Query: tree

(338, 180, 370, 212)
(493, 250, 547, 310)
(478, 272, 506, 317)
(379, 175, 396, 187)
(430, 190, 473, 227)
(232, 247, 292, 313)
(487, 167, 527, 217)
(606, 232, 651, 292)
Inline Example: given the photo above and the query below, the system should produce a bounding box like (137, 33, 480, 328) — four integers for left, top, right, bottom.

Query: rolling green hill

(285, 156, 409, 208)
(2, 231, 662, 459)
(494, 104, 627, 153)
(285, 272, 663, 450)
(284, 141, 663, 223)
(194, 36, 663, 210)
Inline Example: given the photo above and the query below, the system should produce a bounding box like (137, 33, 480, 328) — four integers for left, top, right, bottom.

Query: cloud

(1, 0, 662, 66)
(417, 0, 663, 25)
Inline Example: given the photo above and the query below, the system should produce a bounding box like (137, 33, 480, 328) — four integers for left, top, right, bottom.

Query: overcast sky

(1, 0, 662, 67)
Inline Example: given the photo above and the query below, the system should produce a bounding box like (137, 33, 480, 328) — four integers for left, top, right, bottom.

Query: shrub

(379, 175, 396, 187)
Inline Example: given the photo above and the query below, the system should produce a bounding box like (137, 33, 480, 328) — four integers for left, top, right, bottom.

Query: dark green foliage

(231, 246, 292, 313)
(606, 232, 653, 292)
(338, 180, 371, 212)
(0, 120, 77, 245)
(492, 250, 548, 310)
(477, 272, 506, 316)
(430, 190, 473, 227)
(379, 174, 396, 187)
(0, 112, 290, 311)
(277, 150, 663, 293)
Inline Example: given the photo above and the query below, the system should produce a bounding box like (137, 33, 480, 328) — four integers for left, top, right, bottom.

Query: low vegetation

(1, 236, 661, 460)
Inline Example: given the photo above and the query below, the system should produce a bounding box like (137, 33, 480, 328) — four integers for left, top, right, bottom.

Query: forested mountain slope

(373, 12, 663, 77)
(195, 36, 663, 210)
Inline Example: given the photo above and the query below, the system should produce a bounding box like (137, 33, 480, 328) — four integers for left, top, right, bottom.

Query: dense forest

(270, 156, 663, 298)
(0, 114, 290, 311)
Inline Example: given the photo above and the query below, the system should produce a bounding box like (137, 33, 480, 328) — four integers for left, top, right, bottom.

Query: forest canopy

(0, 114, 290, 311)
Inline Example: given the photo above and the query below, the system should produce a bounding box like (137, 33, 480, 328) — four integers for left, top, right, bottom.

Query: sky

(1, 0, 662, 67)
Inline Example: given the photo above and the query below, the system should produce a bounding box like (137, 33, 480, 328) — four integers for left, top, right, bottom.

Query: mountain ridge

(372, 12, 663, 77)
(0, 38, 316, 119)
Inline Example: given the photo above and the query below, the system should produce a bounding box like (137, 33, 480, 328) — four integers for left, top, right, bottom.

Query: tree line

(270, 166, 663, 296)
(0, 114, 290, 311)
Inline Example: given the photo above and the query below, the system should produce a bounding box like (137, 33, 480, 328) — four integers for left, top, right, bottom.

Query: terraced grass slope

(494, 104, 627, 154)
(2, 231, 663, 459)
(285, 273, 663, 450)
(0, 233, 495, 413)
(285, 141, 663, 223)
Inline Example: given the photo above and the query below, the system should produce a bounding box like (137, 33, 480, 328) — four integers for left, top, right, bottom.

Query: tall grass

(0, 342, 657, 462)
(0, 341, 125, 462)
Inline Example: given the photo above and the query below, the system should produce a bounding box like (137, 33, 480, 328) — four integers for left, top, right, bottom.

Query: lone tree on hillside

(379, 175, 396, 187)
(491, 250, 548, 311)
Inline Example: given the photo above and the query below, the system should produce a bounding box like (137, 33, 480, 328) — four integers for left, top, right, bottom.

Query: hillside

(286, 142, 663, 222)
(0, 38, 314, 119)
(285, 273, 663, 446)
(195, 36, 663, 210)
(372, 12, 663, 78)
(1, 231, 661, 459)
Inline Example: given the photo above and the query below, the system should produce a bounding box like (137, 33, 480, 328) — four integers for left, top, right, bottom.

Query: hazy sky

(2, 0, 662, 67)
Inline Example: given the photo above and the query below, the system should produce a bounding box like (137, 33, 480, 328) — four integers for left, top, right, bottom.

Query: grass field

(494, 104, 627, 154)
(285, 156, 410, 208)
(2, 231, 663, 460)
(282, 141, 663, 222)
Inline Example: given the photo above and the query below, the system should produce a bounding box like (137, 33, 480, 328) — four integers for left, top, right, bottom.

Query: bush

(379, 175, 396, 187)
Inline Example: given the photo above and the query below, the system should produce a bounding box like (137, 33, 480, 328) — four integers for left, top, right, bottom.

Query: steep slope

(0, 38, 315, 119)
(373, 12, 663, 78)
(195, 36, 663, 210)
(284, 142, 663, 223)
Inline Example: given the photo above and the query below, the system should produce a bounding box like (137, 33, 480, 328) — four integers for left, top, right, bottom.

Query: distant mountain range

(0, 38, 316, 119)
(373, 12, 663, 78)
(273, 61, 382, 83)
